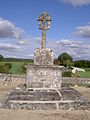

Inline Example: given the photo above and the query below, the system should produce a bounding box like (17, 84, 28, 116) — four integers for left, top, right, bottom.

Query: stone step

(3, 100, 90, 110)
(9, 91, 61, 101)
(60, 89, 86, 101)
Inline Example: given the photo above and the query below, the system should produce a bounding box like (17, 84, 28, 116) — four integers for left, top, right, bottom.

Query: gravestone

(25, 12, 63, 88)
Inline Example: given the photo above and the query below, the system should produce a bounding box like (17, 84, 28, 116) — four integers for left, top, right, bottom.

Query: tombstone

(25, 12, 63, 88)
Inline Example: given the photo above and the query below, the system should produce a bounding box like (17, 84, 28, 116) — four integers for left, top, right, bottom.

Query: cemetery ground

(0, 80, 90, 120)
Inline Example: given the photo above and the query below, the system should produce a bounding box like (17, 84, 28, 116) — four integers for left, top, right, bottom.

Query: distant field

(0, 62, 33, 75)
(77, 68, 90, 78)
(0, 61, 90, 78)
(10, 62, 25, 74)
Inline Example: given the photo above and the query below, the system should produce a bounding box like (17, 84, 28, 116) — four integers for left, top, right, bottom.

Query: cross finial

(38, 12, 51, 49)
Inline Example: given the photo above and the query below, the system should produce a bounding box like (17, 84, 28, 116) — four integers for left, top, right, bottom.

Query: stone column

(42, 28, 46, 49)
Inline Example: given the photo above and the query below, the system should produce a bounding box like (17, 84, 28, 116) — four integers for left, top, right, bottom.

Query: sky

(0, 0, 90, 60)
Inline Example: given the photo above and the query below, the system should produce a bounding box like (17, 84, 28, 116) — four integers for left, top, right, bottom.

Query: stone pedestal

(34, 48, 54, 66)
(26, 48, 62, 88)
(26, 65, 62, 88)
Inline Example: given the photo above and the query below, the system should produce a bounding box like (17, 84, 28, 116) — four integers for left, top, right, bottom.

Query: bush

(62, 71, 72, 77)
(0, 64, 5, 73)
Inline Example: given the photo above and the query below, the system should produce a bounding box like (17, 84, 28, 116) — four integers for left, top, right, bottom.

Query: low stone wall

(0, 74, 26, 81)
(62, 77, 90, 84)
(0, 74, 90, 84)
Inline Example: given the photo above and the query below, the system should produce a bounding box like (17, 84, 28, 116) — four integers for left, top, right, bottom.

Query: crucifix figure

(38, 12, 51, 49)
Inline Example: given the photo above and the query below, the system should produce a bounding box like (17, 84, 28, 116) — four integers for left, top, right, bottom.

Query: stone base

(1, 84, 90, 110)
(34, 48, 54, 65)
(25, 65, 62, 88)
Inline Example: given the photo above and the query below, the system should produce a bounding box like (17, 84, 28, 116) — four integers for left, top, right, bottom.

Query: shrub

(62, 71, 72, 77)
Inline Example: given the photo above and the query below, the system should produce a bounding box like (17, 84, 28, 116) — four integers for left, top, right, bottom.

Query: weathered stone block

(34, 48, 54, 65)
(26, 65, 62, 88)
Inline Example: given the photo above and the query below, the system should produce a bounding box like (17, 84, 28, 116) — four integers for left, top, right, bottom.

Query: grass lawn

(77, 70, 90, 78)
(0, 62, 33, 75)
(9, 62, 24, 74)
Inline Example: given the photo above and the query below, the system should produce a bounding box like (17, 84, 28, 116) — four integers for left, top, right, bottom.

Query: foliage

(0, 54, 4, 61)
(4, 63, 12, 74)
(58, 52, 73, 67)
(54, 58, 60, 65)
(4, 58, 34, 63)
(62, 71, 72, 77)
(0, 63, 12, 74)
(0, 64, 5, 73)
(74, 60, 90, 68)
(18, 62, 26, 74)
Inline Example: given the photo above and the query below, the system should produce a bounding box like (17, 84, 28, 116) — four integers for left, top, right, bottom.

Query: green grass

(77, 71, 90, 78)
(0, 61, 90, 77)
(0, 61, 33, 75)
(62, 68, 90, 78)
(9, 62, 24, 74)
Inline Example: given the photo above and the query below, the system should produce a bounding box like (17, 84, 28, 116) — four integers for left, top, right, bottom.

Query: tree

(4, 63, 12, 74)
(0, 64, 5, 73)
(20, 62, 26, 74)
(0, 55, 4, 61)
(58, 52, 73, 67)
(17, 62, 26, 74)
(54, 58, 60, 65)
(74, 60, 90, 68)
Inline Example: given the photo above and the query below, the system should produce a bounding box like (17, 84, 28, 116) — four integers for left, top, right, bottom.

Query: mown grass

(62, 68, 90, 78)
(0, 62, 33, 75)
(77, 68, 90, 78)
(9, 62, 24, 74)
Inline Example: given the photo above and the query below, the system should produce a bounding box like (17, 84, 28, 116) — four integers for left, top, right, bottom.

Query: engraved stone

(34, 48, 54, 65)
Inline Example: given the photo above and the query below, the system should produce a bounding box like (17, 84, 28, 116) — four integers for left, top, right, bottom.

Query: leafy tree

(0, 64, 5, 73)
(17, 62, 26, 74)
(0, 63, 12, 74)
(21, 63, 26, 74)
(54, 58, 60, 65)
(4, 63, 12, 74)
(58, 52, 73, 67)
(0, 55, 4, 61)
(74, 60, 90, 68)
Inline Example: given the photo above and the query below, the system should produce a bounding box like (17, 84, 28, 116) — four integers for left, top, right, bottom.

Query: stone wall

(0, 74, 90, 84)
(0, 74, 26, 81)
(62, 77, 90, 84)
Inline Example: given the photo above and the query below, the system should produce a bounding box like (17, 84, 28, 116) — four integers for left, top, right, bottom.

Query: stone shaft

(42, 29, 46, 49)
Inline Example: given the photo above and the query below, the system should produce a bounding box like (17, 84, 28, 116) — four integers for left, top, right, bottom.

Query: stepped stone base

(25, 65, 62, 88)
(1, 84, 90, 110)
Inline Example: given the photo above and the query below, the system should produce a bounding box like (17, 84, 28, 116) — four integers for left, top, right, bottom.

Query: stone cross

(38, 12, 51, 49)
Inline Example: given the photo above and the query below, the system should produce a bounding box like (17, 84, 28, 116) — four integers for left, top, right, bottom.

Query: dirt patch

(0, 80, 25, 100)
(0, 109, 90, 120)
(75, 87, 90, 101)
